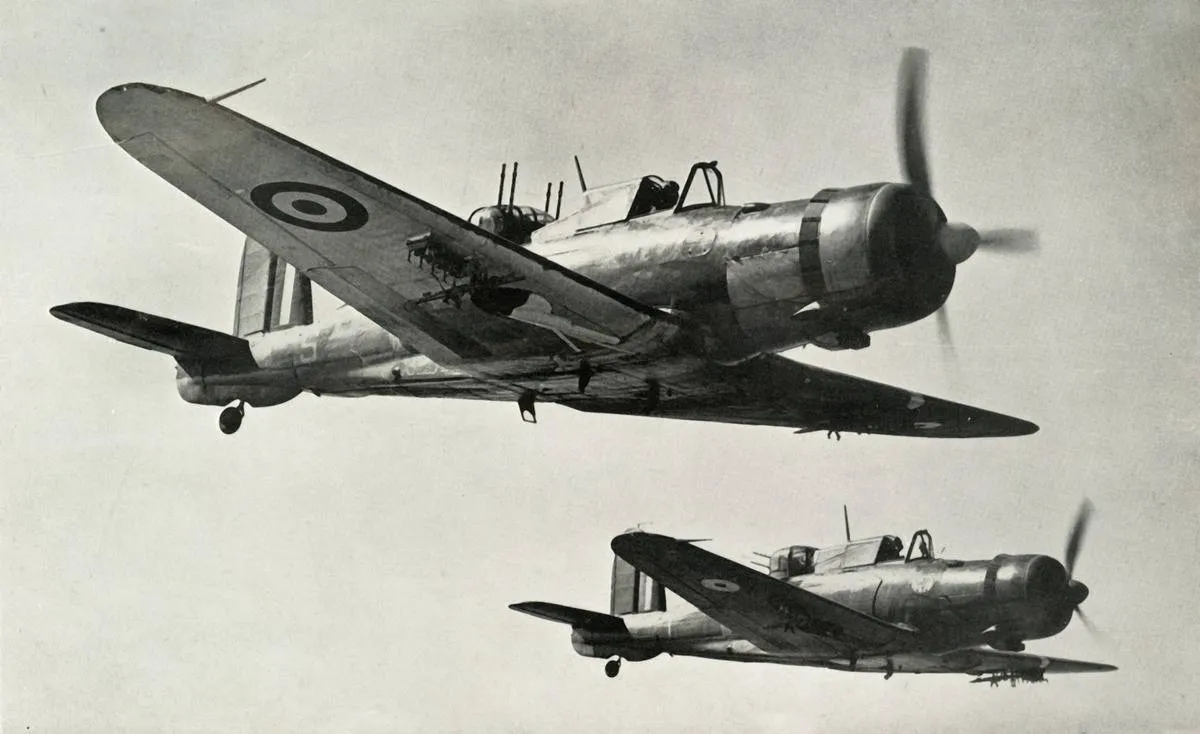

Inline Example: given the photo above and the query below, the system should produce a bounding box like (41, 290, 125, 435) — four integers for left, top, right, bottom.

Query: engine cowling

(724, 182, 955, 357)
(985, 554, 1075, 644)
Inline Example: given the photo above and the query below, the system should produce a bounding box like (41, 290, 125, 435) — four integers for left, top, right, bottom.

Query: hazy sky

(3, 1, 1199, 732)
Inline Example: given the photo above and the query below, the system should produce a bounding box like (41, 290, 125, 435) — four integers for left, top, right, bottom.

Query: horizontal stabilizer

(509, 602, 628, 633)
(51, 302, 258, 370)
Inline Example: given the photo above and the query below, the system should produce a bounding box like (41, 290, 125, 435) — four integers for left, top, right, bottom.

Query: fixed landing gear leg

(219, 401, 245, 435)
(604, 657, 622, 679)
(642, 379, 661, 415)
(518, 391, 537, 423)
(577, 361, 593, 394)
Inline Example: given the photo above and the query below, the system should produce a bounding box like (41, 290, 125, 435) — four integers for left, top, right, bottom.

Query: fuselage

(179, 182, 957, 408)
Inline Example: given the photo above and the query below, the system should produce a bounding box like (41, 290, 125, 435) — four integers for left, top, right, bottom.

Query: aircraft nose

(1066, 579, 1089, 606)
(935, 221, 980, 265)
(1023, 555, 1069, 600)
(880, 185, 945, 269)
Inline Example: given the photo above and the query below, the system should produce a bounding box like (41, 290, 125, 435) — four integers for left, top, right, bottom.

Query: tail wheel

(604, 658, 621, 678)
(218, 402, 245, 435)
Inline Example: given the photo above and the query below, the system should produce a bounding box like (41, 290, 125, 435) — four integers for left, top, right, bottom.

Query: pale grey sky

(3, 1, 1199, 732)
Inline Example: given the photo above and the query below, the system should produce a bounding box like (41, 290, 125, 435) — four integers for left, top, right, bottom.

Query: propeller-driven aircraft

(511, 503, 1113, 686)
(53, 49, 1039, 438)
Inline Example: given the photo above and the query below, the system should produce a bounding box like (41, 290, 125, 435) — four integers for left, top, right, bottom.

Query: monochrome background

(3, 1, 1198, 731)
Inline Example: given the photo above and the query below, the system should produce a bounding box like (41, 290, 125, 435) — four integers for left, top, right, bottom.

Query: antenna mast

(496, 163, 506, 207)
(554, 181, 564, 219)
(573, 155, 587, 192)
(843, 505, 851, 542)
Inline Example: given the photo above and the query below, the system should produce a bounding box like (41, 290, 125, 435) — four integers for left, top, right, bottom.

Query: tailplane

(50, 237, 311, 434)
(50, 302, 256, 370)
(510, 533, 666, 678)
(508, 602, 627, 633)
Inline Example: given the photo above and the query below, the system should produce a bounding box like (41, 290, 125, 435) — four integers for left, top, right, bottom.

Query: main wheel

(604, 658, 621, 678)
(219, 405, 244, 435)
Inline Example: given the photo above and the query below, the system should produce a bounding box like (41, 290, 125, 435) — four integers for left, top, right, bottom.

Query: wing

(610, 532, 914, 655)
(562, 354, 1037, 438)
(957, 648, 1116, 677)
(95, 83, 678, 368)
(874, 647, 1116, 678)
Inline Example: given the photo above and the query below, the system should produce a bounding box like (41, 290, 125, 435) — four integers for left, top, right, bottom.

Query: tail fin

(234, 238, 313, 336)
(611, 537, 666, 616)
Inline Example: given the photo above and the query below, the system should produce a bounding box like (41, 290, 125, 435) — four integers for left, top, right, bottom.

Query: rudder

(234, 238, 313, 336)
(611, 534, 666, 616)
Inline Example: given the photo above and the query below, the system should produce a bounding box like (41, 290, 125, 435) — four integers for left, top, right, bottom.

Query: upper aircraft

(52, 49, 1039, 437)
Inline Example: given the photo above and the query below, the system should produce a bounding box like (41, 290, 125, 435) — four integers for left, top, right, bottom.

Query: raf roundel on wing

(701, 578, 740, 593)
(250, 181, 369, 232)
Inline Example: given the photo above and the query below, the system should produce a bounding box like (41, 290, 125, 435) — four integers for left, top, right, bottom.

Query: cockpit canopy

(528, 160, 726, 243)
(468, 204, 555, 245)
(769, 535, 907, 579)
(768, 545, 816, 579)
(530, 175, 679, 243)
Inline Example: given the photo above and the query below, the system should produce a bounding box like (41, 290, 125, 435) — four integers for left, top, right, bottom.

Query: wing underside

(828, 647, 1116, 678)
(610, 532, 914, 656)
(561, 354, 1037, 438)
(94, 83, 677, 369)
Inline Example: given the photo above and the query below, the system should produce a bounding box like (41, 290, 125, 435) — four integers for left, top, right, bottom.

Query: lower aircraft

(511, 504, 1114, 686)
(52, 49, 1039, 438)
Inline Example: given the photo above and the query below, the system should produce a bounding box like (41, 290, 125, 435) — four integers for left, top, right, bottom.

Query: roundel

(701, 578, 740, 593)
(250, 181, 369, 232)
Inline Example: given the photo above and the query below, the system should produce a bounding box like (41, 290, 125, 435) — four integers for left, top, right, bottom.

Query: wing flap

(611, 532, 912, 654)
(95, 83, 676, 367)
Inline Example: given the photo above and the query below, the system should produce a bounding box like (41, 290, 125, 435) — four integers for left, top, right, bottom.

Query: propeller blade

(1064, 499, 1094, 579)
(1074, 606, 1103, 639)
(898, 47, 932, 196)
(936, 305, 956, 358)
(977, 228, 1040, 254)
